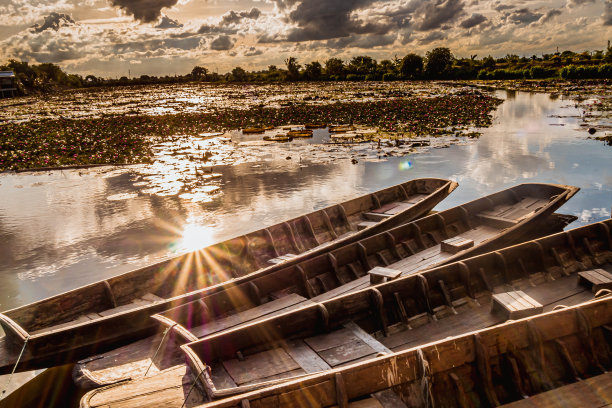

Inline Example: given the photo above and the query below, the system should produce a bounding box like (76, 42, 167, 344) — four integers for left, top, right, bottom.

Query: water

(0, 89, 610, 312)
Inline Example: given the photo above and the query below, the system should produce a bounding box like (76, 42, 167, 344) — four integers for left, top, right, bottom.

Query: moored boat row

(0, 178, 457, 375)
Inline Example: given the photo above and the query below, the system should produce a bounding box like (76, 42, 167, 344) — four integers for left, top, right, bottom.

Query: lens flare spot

(176, 223, 215, 252)
(399, 160, 413, 171)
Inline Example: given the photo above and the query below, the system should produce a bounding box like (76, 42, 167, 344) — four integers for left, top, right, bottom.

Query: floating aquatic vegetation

(0, 83, 503, 171)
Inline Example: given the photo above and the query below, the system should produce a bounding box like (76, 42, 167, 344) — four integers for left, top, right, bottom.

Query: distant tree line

(2, 46, 612, 95)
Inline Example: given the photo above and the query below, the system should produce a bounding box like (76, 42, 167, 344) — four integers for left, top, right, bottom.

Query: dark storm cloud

(283, 0, 392, 42)
(109, 0, 179, 23)
(210, 35, 234, 50)
(604, 0, 612, 25)
(31, 12, 75, 33)
(506, 8, 543, 25)
(460, 13, 486, 28)
(540, 9, 562, 23)
(414, 0, 465, 31)
(198, 24, 237, 35)
(221, 8, 261, 25)
(155, 15, 183, 29)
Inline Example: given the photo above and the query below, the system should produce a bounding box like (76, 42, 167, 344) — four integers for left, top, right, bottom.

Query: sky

(0, 0, 610, 77)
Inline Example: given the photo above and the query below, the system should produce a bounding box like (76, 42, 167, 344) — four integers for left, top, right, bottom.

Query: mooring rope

(181, 368, 206, 408)
(0, 336, 29, 400)
(144, 323, 178, 377)
(595, 289, 612, 299)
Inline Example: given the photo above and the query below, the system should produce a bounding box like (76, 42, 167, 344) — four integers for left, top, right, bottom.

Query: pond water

(0, 89, 610, 312)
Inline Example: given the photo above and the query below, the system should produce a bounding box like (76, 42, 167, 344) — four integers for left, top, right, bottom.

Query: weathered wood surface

(500, 371, 612, 407)
(73, 184, 579, 390)
(192, 296, 612, 408)
(0, 178, 458, 374)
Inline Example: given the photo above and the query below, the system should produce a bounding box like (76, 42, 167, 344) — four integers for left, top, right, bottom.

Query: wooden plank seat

(491, 291, 543, 320)
(267, 253, 298, 264)
(357, 221, 378, 231)
(477, 213, 519, 229)
(440, 236, 474, 254)
(371, 389, 409, 408)
(368, 266, 402, 285)
(31, 293, 164, 335)
(190, 293, 313, 338)
(578, 269, 612, 293)
(364, 212, 394, 222)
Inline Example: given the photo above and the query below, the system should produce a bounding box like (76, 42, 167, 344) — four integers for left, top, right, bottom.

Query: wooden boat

(190, 296, 612, 408)
(0, 178, 457, 374)
(78, 217, 611, 408)
(286, 130, 313, 138)
(262, 135, 292, 142)
(73, 183, 579, 392)
(304, 123, 326, 129)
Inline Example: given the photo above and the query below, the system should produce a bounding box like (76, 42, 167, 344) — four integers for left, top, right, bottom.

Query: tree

(399, 53, 424, 79)
(285, 57, 301, 81)
(324, 58, 345, 77)
(191, 66, 208, 80)
(348, 56, 377, 75)
(425, 47, 453, 78)
(231, 66, 248, 82)
(304, 61, 322, 80)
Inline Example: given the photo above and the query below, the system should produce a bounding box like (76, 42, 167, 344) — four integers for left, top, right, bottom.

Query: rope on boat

(595, 289, 612, 299)
(181, 368, 205, 408)
(0, 336, 29, 400)
(144, 323, 178, 377)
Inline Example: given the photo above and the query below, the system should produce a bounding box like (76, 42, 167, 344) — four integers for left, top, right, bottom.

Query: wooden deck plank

(372, 389, 409, 407)
(310, 276, 370, 303)
(190, 294, 312, 338)
(344, 321, 392, 355)
(501, 372, 612, 407)
(317, 338, 376, 367)
(222, 348, 300, 385)
(285, 340, 332, 373)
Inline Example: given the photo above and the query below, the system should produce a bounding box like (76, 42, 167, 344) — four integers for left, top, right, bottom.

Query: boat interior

(204, 297, 612, 408)
(182, 218, 611, 399)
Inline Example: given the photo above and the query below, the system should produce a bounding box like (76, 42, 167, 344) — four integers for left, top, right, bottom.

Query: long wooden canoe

(0, 178, 457, 374)
(188, 295, 612, 408)
(74, 183, 580, 399)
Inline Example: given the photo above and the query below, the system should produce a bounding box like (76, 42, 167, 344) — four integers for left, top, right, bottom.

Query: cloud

(243, 46, 263, 56)
(210, 34, 234, 50)
(414, 0, 465, 31)
(493, 4, 514, 12)
(155, 15, 183, 28)
(460, 13, 486, 28)
(108, 0, 179, 23)
(539, 9, 562, 23)
(506, 8, 543, 25)
(566, 0, 596, 8)
(221, 8, 261, 25)
(604, 0, 612, 25)
(31, 12, 75, 33)
(418, 30, 446, 44)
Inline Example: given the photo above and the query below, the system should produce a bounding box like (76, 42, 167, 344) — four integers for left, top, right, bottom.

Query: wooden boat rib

(0, 178, 457, 374)
(74, 183, 579, 396)
(193, 295, 612, 408)
(174, 217, 609, 401)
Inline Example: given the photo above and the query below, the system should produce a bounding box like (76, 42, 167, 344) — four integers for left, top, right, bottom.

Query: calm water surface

(0, 90, 610, 311)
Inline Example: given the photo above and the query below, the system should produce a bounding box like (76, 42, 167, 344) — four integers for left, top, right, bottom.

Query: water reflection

(0, 90, 610, 311)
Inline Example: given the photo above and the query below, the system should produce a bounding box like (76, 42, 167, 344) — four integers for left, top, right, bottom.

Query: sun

(176, 223, 216, 252)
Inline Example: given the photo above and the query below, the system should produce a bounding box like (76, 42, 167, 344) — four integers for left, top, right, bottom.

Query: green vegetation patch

(0, 93, 502, 171)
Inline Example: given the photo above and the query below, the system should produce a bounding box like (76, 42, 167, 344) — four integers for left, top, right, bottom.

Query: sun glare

(177, 223, 216, 252)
